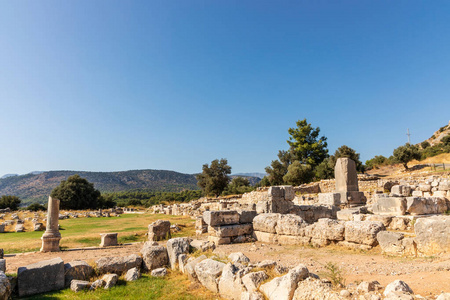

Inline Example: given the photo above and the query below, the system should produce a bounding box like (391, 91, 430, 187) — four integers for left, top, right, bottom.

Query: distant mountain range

(0, 169, 262, 205)
(232, 173, 266, 179)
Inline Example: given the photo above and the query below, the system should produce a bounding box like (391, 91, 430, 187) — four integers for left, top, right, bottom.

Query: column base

(40, 236, 61, 252)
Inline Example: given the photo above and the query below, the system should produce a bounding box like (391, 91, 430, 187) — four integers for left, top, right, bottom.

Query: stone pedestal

(41, 196, 61, 252)
(100, 233, 118, 247)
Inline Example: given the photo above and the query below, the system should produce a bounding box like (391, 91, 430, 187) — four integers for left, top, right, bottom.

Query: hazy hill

(0, 169, 199, 205)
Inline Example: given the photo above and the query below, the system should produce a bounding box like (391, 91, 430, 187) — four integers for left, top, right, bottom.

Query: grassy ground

(1, 213, 195, 254)
(23, 272, 221, 300)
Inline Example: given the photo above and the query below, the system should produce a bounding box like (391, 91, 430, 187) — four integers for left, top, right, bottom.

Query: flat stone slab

(18, 257, 65, 297)
(203, 211, 240, 226)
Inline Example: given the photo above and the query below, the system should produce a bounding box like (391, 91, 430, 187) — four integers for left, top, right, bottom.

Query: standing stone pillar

(40, 196, 61, 252)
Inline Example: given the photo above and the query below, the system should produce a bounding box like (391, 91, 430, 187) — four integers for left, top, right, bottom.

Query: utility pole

(406, 128, 411, 144)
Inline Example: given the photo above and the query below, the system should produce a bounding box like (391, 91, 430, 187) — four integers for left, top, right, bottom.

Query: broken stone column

(40, 196, 61, 252)
(318, 158, 366, 207)
(100, 233, 118, 247)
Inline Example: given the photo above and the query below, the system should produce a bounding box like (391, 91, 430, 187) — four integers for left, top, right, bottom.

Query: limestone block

(151, 267, 167, 277)
(433, 191, 447, 198)
(95, 254, 142, 275)
(383, 280, 413, 297)
(140, 244, 169, 271)
(0, 260, 4, 273)
(344, 221, 385, 246)
(437, 293, 450, 300)
(166, 237, 190, 270)
(336, 208, 360, 221)
(195, 259, 226, 293)
(208, 236, 231, 245)
(277, 235, 311, 246)
(211, 224, 253, 238)
(275, 214, 308, 236)
(253, 231, 278, 244)
(218, 263, 249, 300)
(311, 218, 345, 241)
(242, 271, 268, 292)
(418, 184, 432, 192)
(100, 233, 118, 247)
(238, 210, 257, 224)
(124, 267, 140, 281)
(70, 280, 90, 292)
(388, 217, 410, 231)
(18, 257, 65, 297)
(391, 185, 411, 197)
(414, 216, 450, 255)
(268, 186, 295, 201)
(64, 261, 94, 287)
(102, 274, 118, 289)
(318, 193, 341, 206)
(377, 231, 417, 256)
(365, 215, 392, 228)
(228, 252, 250, 264)
(185, 255, 207, 281)
(335, 158, 359, 192)
(260, 264, 309, 300)
(148, 220, 171, 241)
(371, 196, 406, 215)
(293, 277, 339, 300)
(203, 210, 240, 226)
(406, 197, 448, 215)
(252, 213, 280, 233)
(0, 271, 11, 300)
(241, 291, 265, 300)
(0, 225, 4, 233)
(412, 190, 423, 197)
(438, 181, 450, 191)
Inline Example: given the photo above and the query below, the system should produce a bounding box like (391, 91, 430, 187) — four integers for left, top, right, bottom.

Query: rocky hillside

(0, 170, 199, 205)
(422, 120, 450, 146)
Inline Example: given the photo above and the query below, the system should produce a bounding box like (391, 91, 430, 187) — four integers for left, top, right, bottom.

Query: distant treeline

(102, 190, 203, 207)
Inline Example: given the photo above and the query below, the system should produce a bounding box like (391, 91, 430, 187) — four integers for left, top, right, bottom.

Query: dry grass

(0, 213, 195, 254)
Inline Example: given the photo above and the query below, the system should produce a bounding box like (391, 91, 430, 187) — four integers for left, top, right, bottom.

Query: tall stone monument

(40, 196, 61, 252)
(318, 158, 366, 207)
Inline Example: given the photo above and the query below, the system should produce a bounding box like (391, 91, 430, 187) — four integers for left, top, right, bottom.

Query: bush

(0, 195, 21, 210)
(26, 202, 47, 211)
(421, 141, 430, 149)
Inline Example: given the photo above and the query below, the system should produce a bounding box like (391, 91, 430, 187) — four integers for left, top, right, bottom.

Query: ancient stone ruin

(40, 196, 61, 252)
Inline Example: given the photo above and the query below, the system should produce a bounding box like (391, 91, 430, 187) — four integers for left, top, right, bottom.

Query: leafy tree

(265, 150, 293, 185)
(420, 141, 430, 149)
(283, 161, 314, 185)
(222, 177, 254, 196)
(365, 155, 389, 170)
(0, 195, 21, 210)
(329, 145, 365, 173)
(50, 174, 102, 209)
(258, 176, 271, 187)
(196, 159, 232, 196)
(287, 119, 328, 167)
(314, 158, 334, 179)
(392, 143, 421, 170)
(26, 202, 47, 211)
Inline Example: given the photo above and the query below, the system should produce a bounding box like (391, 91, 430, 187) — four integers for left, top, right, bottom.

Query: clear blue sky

(1, 1, 449, 175)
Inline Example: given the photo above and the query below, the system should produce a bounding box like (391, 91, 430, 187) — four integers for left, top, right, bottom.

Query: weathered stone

(377, 231, 416, 256)
(0, 260, 4, 273)
(148, 220, 171, 241)
(418, 184, 432, 192)
(344, 221, 385, 246)
(269, 185, 295, 201)
(178, 254, 189, 273)
(406, 197, 448, 215)
(256, 260, 277, 269)
(0, 271, 11, 300)
(195, 258, 226, 293)
(383, 280, 413, 296)
(277, 235, 311, 246)
(275, 214, 308, 236)
(211, 224, 253, 238)
(253, 231, 278, 244)
(335, 158, 359, 192)
(437, 293, 450, 300)
(166, 237, 190, 269)
(124, 267, 140, 281)
(336, 208, 360, 221)
(95, 254, 142, 275)
(390, 185, 411, 197)
(242, 271, 268, 292)
(41, 196, 61, 252)
(34, 223, 44, 231)
(218, 263, 249, 300)
(371, 196, 406, 216)
(292, 277, 340, 300)
(311, 218, 345, 241)
(185, 255, 207, 281)
(208, 236, 231, 245)
(89, 279, 105, 290)
(0, 225, 4, 234)
(291, 205, 339, 223)
(238, 210, 258, 224)
(241, 291, 265, 300)
(365, 215, 392, 228)
(151, 267, 167, 277)
(70, 280, 90, 292)
(228, 252, 250, 264)
(260, 264, 309, 300)
(318, 193, 342, 206)
(18, 257, 65, 297)
(252, 213, 280, 234)
(102, 274, 118, 289)
(15, 224, 24, 232)
(64, 260, 94, 287)
(203, 210, 240, 226)
(140, 244, 169, 271)
(100, 233, 118, 247)
(414, 216, 450, 255)
(389, 217, 410, 231)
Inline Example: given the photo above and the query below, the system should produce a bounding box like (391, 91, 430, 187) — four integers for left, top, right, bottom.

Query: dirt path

(5, 242, 450, 297)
